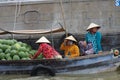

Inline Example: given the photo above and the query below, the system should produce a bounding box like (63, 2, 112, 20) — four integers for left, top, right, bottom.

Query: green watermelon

(13, 55, 20, 60)
(12, 39, 17, 43)
(5, 48, 11, 54)
(10, 50, 17, 57)
(5, 53, 11, 58)
(6, 56, 12, 60)
(18, 51, 29, 58)
(17, 42, 23, 46)
(12, 43, 21, 50)
(1, 59, 6, 60)
(2, 45, 9, 51)
(6, 40, 15, 45)
(19, 47, 27, 52)
(0, 53, 5, 59)
(22, 43, 27, 47)
(0, 49, 3, 53)
(29, 50, 37, 55)
(37, 53, 44, 59)
(0, 39, 37, 60)
(21, 57, 31, 60)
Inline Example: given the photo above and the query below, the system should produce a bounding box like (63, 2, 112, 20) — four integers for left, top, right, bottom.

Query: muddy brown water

(0, 71, 120, 80)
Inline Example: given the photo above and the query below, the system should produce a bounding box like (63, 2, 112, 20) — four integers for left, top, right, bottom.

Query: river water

(1, 71, 120, 80)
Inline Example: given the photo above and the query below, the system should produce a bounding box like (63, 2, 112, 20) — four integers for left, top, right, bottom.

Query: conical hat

(86, 23, 101, 31)
(65, 35, 77, 42)
(36, 36, 50, 43)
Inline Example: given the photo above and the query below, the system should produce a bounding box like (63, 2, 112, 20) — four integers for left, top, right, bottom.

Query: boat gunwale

(0, 51, 112, 64)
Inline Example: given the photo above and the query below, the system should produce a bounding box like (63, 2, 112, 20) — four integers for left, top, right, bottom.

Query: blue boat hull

(0, 52, 119, 75)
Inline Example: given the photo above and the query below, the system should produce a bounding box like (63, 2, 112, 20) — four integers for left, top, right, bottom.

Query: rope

(50, 24, 54, 48)
(70, 0, 73, 29)
(13, 0, 22, 39)
(59, 0, 68, 37)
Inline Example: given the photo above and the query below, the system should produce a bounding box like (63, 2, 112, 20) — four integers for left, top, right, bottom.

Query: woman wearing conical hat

(60, 35, 80, 58)
(85, 23, 102, 54)
(32, 36, 62, 59)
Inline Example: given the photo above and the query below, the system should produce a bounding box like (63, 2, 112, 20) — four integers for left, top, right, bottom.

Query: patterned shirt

(33, 43, 60, 59)
(85, 31, 102, 54)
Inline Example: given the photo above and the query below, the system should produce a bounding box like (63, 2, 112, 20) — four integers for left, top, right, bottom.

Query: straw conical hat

(65, 35, 77, 42)
(36, 36, 50, 43)
(86, 23, 101, 31)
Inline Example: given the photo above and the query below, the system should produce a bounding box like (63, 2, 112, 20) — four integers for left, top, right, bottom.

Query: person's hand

(98, 51, 102, 54)
(63, 40, 68, 45)
(29, 54, 33, 59)
(64, 39, 67, 43)
(83, 41, 87, 47)
(65, 55, 70, 58)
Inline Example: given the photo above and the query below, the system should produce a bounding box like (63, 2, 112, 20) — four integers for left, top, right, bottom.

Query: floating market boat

(0, 0, 119, 77)
(0, 22, 119, 76)
(0, 51, 120, 76)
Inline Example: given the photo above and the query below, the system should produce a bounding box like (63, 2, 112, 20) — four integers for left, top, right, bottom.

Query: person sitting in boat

(60, 35, 80, 58)
(32, 36, 62, 59)
(79, 23, 102, 54)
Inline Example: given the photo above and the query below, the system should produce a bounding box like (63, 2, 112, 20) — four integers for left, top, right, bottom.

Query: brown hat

(65, 35, 77, 42)
(36, 36, 50, 43)
(86, 23, 101, 31)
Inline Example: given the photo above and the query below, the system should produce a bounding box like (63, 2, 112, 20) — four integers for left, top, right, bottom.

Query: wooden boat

(0, 0, 119, 77)
(0, 24, 119, 76)
(0, 51, 120, 76)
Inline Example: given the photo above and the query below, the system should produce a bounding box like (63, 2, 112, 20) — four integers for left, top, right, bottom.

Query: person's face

(66, 40, 73, 46)
(90, 27, 98, 33)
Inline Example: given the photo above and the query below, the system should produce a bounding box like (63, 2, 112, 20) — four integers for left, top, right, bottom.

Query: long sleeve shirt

(33, 43, 60, 59)
(60, 43, 80, 58)
(85, 31, 102, 54)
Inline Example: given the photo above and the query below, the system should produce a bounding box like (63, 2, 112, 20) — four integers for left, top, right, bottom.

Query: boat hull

(0, 52, 120, 75)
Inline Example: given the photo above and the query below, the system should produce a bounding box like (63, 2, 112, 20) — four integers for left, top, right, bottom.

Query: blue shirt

(85, 31, 102, 54)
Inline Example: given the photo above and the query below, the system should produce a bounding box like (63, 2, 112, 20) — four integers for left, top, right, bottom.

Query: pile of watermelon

(0, 39, 37, 60)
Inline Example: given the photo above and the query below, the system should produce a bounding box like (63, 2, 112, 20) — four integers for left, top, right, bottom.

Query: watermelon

(0, 39, 36, 60)
(5, 53, 11, 58)
(21, 57, 31, 60)
(1, 45, 9, 51)
(18, 47, 27, 52)
(12, 43, 21, 50)
(6, 56, 12, 60)
(7, 40, 15, 45)
(0, 53, 5, 59)
(13, 55, 20, 60)
(0, 49, 3, 53)
(1, 59, 6, 60)
(5, 48, 11, 54)
(17, 42, 23, 46)
(18, 51, 29, 58)
(10, 50, 17, 57)
(12, 39, 17, 43)
(21, 43, 27, 47)
(37, 53, 44, 59)
(29, 50, 37, 55)
(18, 51, 25, 58)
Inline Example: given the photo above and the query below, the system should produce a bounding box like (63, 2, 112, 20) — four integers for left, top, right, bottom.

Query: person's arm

(96, 32, 102, 53)
(85, 33, 88, 43)
(32, 45, 42, 59)
(60, 40, 67, 50)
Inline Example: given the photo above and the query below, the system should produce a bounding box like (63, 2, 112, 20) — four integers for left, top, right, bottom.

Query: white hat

(36, 36, 50, 43)
(65, 35, 77, 42)
(86, 23, 101, 31)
